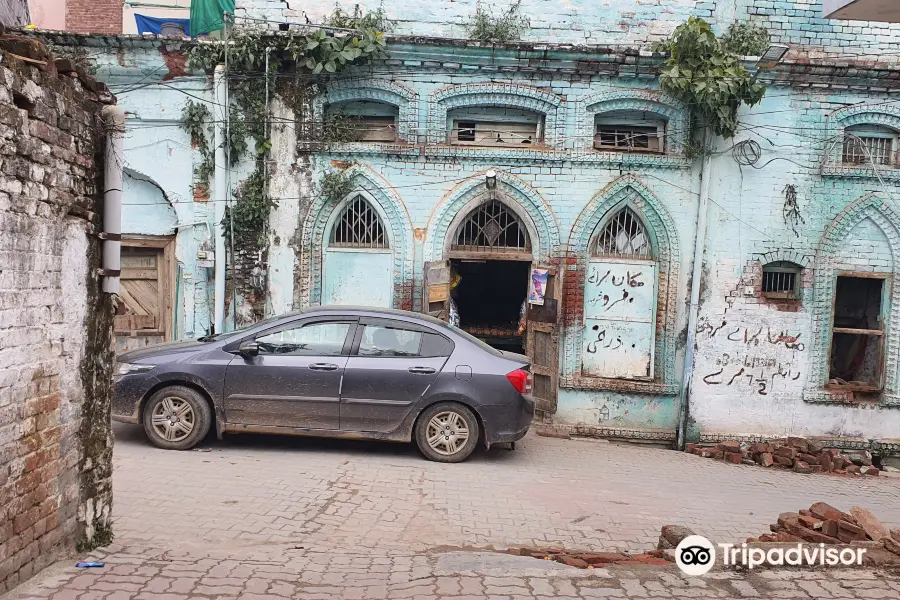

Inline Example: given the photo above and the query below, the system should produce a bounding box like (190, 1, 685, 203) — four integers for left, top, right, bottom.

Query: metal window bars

(842, 135, 895, 166)
(761, 262, 801, 298)
(329, 195, 389, 249)
(593, 207, 652, 259)
(452, 200, 531, 252)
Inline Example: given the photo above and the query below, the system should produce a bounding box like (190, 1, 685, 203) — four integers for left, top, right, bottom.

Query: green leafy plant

(720, 22, 770, 56)
(180, 101, 215, 193)
(327, 2, 394, 32)
(224, 168, 278, 247)
(466, 0, 529, 43)
(655, 17, 766, 139)
(318, 165, 356, 204)
(182, 25, 387, 75)
(323, 109, 364, 143)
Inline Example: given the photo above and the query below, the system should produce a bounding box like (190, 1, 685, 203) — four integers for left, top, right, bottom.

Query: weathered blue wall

(237, 0, 900, 62)
(48, 0, 900, 448)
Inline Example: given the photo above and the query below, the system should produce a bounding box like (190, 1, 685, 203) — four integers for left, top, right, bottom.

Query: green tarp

(189, 0, 234, 36)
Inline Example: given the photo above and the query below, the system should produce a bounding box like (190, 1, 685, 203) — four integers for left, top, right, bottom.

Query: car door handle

(309, 363, 339, 371)
(408, 366, 436, 375)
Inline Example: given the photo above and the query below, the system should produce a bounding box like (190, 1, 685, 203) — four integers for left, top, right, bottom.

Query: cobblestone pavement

(6, 423, 900, 599)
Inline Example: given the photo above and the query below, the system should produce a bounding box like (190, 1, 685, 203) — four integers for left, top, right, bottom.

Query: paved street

(6, 423, 900, 599)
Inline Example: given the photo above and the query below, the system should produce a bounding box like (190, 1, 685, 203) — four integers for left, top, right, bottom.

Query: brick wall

(65, 0, 122, 34)
(0, 36, 115, 592)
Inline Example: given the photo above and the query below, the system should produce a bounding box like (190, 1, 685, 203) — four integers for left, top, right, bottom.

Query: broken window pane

(833, 276, 882, 331)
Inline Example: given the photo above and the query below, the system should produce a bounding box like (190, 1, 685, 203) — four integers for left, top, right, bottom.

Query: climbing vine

(654, 17, 766, 139)
(179, 17, 387, 251)
(318, 164, 357, 205)
(180, 100, 215, 194)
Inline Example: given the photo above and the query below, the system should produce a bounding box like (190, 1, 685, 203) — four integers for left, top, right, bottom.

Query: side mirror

(238, 340, 260, 358)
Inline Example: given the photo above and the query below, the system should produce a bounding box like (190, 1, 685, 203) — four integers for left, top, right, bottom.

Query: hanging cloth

(190, 0, 234, 36)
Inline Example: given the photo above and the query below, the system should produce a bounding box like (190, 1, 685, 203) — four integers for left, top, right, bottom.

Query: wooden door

(581, 258, 657, 379)
(525, 265, 559, 414)
(115, 240, 174, 352)
(423, 260, 451, 320)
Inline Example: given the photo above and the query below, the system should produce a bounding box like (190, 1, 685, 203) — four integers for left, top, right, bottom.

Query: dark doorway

(451, 259, 529, 352)
(829, 275, 885, 390)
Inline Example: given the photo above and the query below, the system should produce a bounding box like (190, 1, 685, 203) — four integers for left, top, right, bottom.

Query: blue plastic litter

(76, 562, 105, 568)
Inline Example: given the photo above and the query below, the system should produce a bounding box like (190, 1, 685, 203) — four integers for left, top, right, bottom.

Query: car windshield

(196, 312, 299, 342)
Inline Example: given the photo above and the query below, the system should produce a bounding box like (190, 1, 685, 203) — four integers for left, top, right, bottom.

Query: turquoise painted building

(47, 0, 900, 450)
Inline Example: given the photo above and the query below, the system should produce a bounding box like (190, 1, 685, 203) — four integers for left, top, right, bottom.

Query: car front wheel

(415, 402, 480, 463)
(142, 386, 212, 450)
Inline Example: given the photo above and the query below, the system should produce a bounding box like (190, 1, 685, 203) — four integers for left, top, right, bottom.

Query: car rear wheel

(415, 402, 479, 463)
(142, 386, 212, 450)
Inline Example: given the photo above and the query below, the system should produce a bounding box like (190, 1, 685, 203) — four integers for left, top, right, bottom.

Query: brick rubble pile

(748, 502, 900, 559)
(687, 437, 880, 476)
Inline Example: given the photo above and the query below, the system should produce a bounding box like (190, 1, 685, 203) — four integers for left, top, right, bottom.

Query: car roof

(303, 305, 447, 326)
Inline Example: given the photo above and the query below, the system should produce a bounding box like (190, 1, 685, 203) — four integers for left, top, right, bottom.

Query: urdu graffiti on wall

(695, 317, 805, 396)
(695, 317, 806, 351)
(701, 352, 801, 396)
(586, 267, 646, 311)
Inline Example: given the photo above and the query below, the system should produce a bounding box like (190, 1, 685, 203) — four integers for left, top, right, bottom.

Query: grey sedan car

(112, 306, 534, 462)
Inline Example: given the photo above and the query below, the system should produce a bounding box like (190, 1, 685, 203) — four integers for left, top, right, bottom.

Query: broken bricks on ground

(687, 436, 882, 476)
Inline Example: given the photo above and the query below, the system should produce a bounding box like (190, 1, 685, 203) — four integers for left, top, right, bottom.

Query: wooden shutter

(526, 266, 559, 414)
(423, 260, 451, 321)
(581, 259, 657, 378)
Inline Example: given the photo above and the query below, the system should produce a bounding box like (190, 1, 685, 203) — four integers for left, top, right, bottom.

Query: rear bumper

(481, 395, 534, 446)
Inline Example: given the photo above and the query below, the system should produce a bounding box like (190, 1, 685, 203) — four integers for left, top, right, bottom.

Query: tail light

(506, 368, 532, 394)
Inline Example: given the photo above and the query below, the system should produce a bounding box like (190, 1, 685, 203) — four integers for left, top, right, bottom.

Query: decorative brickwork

(427, 83, 564, 147)
(822, 103, 900, 180)
(300, 164, 414, 310)
(804, 193, 900, 403)
(314, 78, 419, 143)
(561, 174, 680, 395)
(423, 169, 560, 263)
(575, 89, 691, 164)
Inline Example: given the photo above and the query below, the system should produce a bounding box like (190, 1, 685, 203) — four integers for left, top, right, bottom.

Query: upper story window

(448, 107, 544, 147)
(842, 124, 899, 167)
(594, 110, 666, 154)
(762, 261, 801, 299)
(329, 195, 389, 249)
(324, 100, 398, 143)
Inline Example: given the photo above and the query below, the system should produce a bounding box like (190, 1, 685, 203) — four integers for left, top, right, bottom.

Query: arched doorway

(446, 199, 533, 352)
(582, 205, 658, 378)
(322, 194, 393, 307)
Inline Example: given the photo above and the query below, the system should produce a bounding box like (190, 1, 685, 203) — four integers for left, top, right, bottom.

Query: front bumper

(111, 373, 158, 424)
(482, 395, 534, 446)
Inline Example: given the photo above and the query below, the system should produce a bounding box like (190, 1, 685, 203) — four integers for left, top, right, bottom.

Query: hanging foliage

(178, 18, 388, 252)
(720, 22, 770, 57)
(654, 17, 766, 139)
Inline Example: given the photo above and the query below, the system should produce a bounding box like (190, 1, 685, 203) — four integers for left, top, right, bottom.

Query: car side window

(256, 322, 351, 356)
(358, 325, 423, 357)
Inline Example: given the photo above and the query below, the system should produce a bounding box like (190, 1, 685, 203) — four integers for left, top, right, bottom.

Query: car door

(340, 317, 454, 433)
(223, 317, 357, 430)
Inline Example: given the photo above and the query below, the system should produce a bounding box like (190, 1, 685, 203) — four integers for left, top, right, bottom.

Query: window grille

(595, 125, 663, 153)
(762, 261, 801, 299)
(452, 200, 530, 252)
(842, 135, 895, 166)
(451, 120, 541, 146)
(593, 207, 652, 259)
(329, 195, 389, 249)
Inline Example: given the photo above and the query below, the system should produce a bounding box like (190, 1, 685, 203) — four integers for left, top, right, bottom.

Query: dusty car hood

(118, 340, 207, 363)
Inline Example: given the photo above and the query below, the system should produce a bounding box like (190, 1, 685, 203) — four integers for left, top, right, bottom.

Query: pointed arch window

(452, 200, 531, 253)
(593, 207, 652, 259)
(329, 195, 389, 249)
